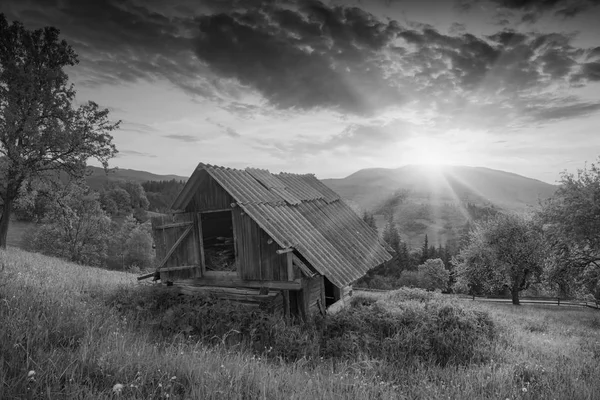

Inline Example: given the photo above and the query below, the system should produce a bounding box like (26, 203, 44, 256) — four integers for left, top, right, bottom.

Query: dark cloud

(580, 62, 600, 80)
(1, 0, 218, 98)
(588, 47, 600, 59)
(193, 1, 405, 114)
(2, 0, 598, 126)
(486, 0, 600, 19)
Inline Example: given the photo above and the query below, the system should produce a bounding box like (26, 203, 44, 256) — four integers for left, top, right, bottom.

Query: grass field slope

(1, 248, 599, 399)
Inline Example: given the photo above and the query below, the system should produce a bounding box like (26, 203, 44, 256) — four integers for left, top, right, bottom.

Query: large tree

(0, 15, 119, 248)
(453, 213, 547, 305)
(539, 159, 600, 299)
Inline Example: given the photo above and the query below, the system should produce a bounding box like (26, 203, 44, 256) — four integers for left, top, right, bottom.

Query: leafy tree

(24, 182, 112, 266)
(142, 179, 186, 212)
(453, 213, 547, 305)
(107, 215, 154, 270)
(0, 15, 119, 248)
(539, 159, 600, 298)
(100, 180, 149, 221)
(11, 179, 54, 222)
(100, 186, 131, 217)
(362, 210, 377, 230)
(417, 258, 450, 291)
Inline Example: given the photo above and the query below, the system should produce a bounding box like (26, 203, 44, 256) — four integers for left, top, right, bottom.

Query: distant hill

(323, 165, 556, 212)
(85, 166, 188, 190)
(322, 165, 557, 248)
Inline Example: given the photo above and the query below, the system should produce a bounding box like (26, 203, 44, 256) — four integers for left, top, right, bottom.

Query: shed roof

(171, 163, 393, 287)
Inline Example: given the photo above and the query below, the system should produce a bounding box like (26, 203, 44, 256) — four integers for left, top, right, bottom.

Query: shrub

(109, 285, 496, 372)
(417, 258, 450, 291)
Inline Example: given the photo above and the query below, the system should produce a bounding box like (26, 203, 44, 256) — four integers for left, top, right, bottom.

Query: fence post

(557, 297, 560, 306)
(472, 294, 475, 301)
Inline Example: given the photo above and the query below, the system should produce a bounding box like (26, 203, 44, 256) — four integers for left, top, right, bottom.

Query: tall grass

(1, 247, 600, 399)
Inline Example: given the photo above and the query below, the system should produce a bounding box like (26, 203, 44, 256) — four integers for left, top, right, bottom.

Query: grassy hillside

(1, 248, 599, 399)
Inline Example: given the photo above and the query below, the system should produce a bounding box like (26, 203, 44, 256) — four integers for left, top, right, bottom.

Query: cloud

(117, 150, 158, 158)
(263, 118, 414, 157)
(579, 62, 600, 80)
(3, 0, 221, 99)
(165, 134, 201, 143)
(5, 0, 599, 129)
(193, 1, 405, 114)
(486, 0, 600, 19)
(449, 22, 466, 34)
(120, 120, 160, 134)
(523, 99, 600, 122)
(205, 117, 242, 138)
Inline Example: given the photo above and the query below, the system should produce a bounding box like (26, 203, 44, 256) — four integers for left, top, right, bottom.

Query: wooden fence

(466, 295, 599, 310)
(353, 288, 600, 310)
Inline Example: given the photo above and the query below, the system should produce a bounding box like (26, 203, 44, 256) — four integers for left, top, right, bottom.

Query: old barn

(142, 163, 393, 318)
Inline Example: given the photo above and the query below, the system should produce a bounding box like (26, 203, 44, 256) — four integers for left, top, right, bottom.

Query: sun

(406, 137, 452, 168)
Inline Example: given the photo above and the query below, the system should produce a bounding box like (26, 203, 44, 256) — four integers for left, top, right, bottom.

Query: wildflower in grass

(27, 370, 36, 382)
(522, 387, 528, 393)
(112, 383, 124, 394)
(171, 376, 176, 380)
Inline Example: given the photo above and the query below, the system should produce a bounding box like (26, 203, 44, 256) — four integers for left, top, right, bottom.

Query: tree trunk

(511, 286, 520, 305)
(0, 196, 14, 249)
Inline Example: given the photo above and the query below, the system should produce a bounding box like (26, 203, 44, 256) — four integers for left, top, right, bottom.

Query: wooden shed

(141, 163, 393, 318)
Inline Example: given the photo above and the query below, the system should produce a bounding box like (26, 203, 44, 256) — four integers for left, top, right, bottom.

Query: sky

(1, 0, 600, 183)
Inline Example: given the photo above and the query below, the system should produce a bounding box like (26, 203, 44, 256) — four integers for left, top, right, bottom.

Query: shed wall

(305, 275, 325, 314)
(232, 207, 288, 281)
(185, 172, 234, 212)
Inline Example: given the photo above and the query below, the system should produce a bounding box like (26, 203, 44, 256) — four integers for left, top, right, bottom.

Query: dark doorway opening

(324, 277, 339, 307)
(201, 211, 236, 272)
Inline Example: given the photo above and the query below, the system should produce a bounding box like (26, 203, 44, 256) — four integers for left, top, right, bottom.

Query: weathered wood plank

(287, 252, 294, 281)
(177, 277, 302, 290)
(156, 225, 193, 270)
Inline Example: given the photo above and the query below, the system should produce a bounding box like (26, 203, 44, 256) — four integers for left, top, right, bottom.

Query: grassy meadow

(1, 247, 600, 399)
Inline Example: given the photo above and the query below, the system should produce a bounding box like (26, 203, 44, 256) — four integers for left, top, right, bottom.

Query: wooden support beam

(157, 265, 199, 273)
(292, 255, 316, 278)
(177, 277, 302, 290)
(154, 221, 193, 230)
(200, 208, 233, 214)
(287, 252, 294, 281)
(277, 248, 294, 254)
(137, 272, 157, 281)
